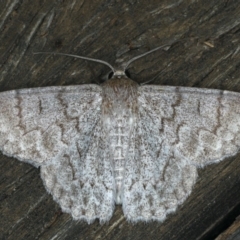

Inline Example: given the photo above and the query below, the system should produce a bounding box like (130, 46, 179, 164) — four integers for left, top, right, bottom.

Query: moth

(0, 45, 239, 224)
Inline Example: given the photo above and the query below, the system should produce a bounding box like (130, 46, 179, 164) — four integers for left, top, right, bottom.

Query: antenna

(33, 52, 115, 73)
(122, 43, 172, 71)
(34, 42, 176, 76)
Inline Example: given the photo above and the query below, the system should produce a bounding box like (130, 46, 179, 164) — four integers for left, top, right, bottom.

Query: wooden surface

(0, 0, 240, 239)
(216, 215, 240, 240)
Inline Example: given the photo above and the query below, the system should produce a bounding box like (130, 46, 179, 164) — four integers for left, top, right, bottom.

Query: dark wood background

(0, 0, 240, 239)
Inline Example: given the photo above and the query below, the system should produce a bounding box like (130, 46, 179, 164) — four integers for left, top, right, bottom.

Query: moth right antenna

(122, 42, 176, 71)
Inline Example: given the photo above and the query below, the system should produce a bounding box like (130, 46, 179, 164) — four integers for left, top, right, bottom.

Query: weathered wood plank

(0, 0, 240, 239)
(216, 215, 240, 240)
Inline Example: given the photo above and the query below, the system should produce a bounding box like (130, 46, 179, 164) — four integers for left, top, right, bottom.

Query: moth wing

(0, 85, 115, 223)
(122, 85, 240, 222)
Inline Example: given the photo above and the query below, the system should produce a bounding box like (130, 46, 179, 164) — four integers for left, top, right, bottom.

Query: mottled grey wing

(123, 85, 240, 222)
(0, 85, 115, 224)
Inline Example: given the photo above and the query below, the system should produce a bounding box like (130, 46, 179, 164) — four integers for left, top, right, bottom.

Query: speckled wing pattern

(122, 85, 240, 222)
(1, 82, 240, 224)
(0, 85, 116, 224)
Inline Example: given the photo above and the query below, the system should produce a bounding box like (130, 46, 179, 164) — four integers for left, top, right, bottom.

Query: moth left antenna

(33, 52, 115, 73)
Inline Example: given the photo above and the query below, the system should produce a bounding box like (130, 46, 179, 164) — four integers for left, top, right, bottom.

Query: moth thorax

(102, 78, 138, 114)
(101, 77, 139, 204)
